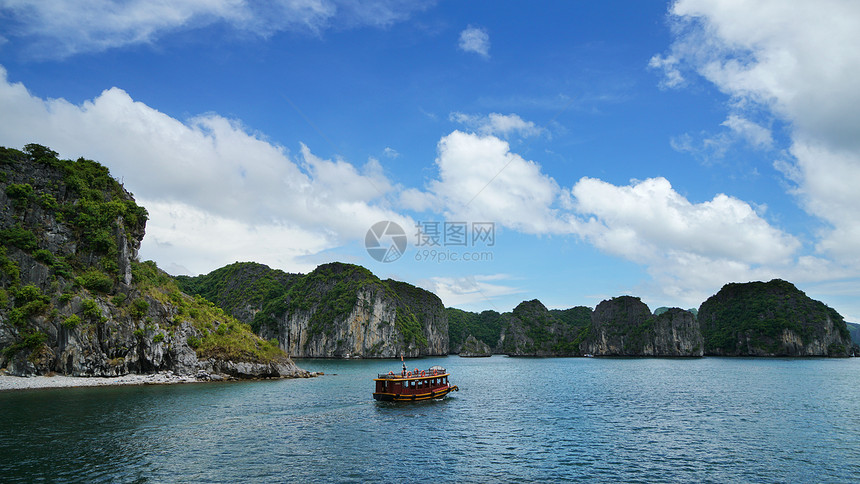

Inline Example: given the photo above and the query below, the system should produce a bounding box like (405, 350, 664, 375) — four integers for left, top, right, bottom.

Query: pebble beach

(0, 371, 201, 392)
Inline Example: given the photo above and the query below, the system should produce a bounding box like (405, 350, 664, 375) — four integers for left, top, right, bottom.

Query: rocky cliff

(698, 279, 852, 356)
(182, 261, 449, 358)
(498, 299, 589, 356)
(580, 297, 702, 356)
(0, 144, 310, 378)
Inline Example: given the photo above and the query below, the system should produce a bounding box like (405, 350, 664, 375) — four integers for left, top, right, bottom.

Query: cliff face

(577, 297, 703, 356)
(0, 145, 309, 378)
(581, 296, 650, 356)
(386, 279, 448, 357)
(648, 308, 704, 356)
(221, 262, 450, 358)
(698, 279, 852, 356)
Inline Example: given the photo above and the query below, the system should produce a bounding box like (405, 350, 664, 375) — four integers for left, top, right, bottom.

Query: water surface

(1, 357, 858, 482)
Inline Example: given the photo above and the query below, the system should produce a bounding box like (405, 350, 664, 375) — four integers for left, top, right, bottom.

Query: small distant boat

(373, 364, 459, 402)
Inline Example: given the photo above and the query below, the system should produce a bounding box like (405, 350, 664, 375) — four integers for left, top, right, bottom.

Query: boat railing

(376, 369, 447, 379)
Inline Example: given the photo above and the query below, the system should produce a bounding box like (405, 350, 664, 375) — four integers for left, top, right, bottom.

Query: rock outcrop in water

(459, 334, 492, 357)
(0, 144, 310, 378)
(698, 279, 852, 357)
(179, 261, 448, 358)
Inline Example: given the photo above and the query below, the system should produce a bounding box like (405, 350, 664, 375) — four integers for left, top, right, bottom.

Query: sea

(1, 356, 859, 483)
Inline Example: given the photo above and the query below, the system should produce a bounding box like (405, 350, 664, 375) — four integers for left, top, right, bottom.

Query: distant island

(0, 144, 856, 381)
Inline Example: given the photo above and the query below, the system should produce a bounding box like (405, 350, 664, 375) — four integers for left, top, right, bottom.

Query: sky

(1, 0, 859, 320)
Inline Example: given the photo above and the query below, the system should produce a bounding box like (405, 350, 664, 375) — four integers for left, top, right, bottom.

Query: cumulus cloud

(565, 176, 802, 305)
(0, 0, 431, 57)
(406, 130, 563, 234)
(569, 177, 799, 265)
(458, 25, 490, 58)
(449, 112, 544, 139)
(653, 0, 860, 271)
(0, 65, 410, 274)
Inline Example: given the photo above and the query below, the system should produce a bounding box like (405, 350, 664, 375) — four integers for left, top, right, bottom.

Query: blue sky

(1, 1, 859, 320)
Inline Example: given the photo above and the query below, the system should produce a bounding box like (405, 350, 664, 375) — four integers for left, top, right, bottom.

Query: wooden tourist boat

(373, 364, 459, 402)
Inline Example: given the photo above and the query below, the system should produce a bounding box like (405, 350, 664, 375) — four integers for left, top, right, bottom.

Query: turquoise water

(1, 356, 859, 482)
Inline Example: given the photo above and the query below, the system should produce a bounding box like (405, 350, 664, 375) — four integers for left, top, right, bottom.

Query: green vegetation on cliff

(132, 260, 283, 363)
(698, 279, 851, 356)
(175, 261, 299, 326)
(447, 307, 502, 350)
(1, 144, 147, 287)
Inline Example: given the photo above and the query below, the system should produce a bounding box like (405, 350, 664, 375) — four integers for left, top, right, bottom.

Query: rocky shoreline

(0, 368, 321, 392)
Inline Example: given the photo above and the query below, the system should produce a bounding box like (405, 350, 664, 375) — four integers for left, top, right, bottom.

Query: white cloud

(423, 274, 521, 309)
(418, 130, 563, 234)
(654, 0, 860, 269)
(0, 65, 411, 275)
(0, 0, 431, 57)
(458, 25, 489, 58)
(648, 52, 685, 89)
(569, 177, 799, 266)
(669, 114, 772, 162)
(449, 112, 543, 139)
(137, 199, 330, 275)
(565, 176, 802, 306)
(721, 114, 772, 149)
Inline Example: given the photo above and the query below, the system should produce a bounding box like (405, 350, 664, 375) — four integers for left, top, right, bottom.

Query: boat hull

(373, 385, 458, 402)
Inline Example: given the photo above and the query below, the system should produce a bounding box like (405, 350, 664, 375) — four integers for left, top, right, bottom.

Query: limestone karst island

(1, 145, 857, 380)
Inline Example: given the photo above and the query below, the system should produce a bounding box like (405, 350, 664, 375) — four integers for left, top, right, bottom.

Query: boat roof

(374, 368, 449, 381)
